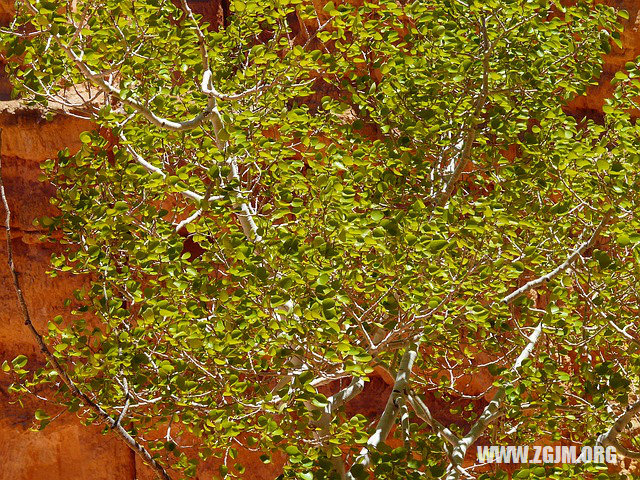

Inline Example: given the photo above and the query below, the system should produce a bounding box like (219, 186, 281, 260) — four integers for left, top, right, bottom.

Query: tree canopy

(3, 0, 640, 479)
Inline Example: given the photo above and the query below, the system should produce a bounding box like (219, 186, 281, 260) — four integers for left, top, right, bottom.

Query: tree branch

(436, 17, 490, 208)
(315, 377, 366, 480)
(502, 211, 611, 305)
(597, 399, 640, 459)
(178, 0, 210, 73)
(22, 0, 216, 132)
(405, 214, 611, 464)
(25, 0, 261, 242)
(0, 129, 174, 480)
(407, 393, 459, 446)
(326, 377, 367, 416)
(120, 134, 222, 205)
(444, 322, 543, 480)
(346, 343, 420, 478)
(201, 70, 276, 102)
(607, 318, 640, 349)
(441, 214, 610, 479)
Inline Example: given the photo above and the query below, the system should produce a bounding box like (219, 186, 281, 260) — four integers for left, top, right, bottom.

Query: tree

(2, 0, 640, 478)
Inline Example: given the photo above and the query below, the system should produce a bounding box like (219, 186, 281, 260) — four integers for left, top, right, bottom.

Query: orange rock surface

(1, 0, 639, 478)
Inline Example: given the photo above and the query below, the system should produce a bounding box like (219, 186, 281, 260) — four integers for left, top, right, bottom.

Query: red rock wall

(569, 1, 640, 116)
(0, 103, 138, 479)
(1, 1, 640, 479)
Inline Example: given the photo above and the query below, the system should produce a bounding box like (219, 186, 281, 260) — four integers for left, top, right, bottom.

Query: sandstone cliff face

(0, 103, 137, 480)
(1, 1, 639, 479)
(568, 1, 640, 117)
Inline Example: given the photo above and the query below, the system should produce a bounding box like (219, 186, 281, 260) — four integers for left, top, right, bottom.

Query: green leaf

(34, 409, 50, 421)
(618, 234, 630, 246)
(322, 2, 335, 13)
(596, 158, 609, 171)
(12, 355, 27, 369)
(285, 445, 300, 455)
(427, 240, 448, 253)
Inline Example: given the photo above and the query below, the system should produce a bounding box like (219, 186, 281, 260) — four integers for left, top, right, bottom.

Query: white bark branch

(406, 214, 611, 470)
(444, 322, 543, 480)
(597, 399, 640, 459)
(178, 0, 210, 73)
(436, 18, 489, 208)
(440, 213, 609, 479)
(315, 377, 366, 480)
(25, 0, 261, 242)
(201, 70, 276, 102)
(407, 394, 459, 446)
(607, 318, 640, 348)
(325, 377, 367, 416)
(175, 209, 203, 232)
(48, 30, 217, 131)
(502, 212, 611, 305)
(346, 343, 420, 478)
(120, 135, 222, 204)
